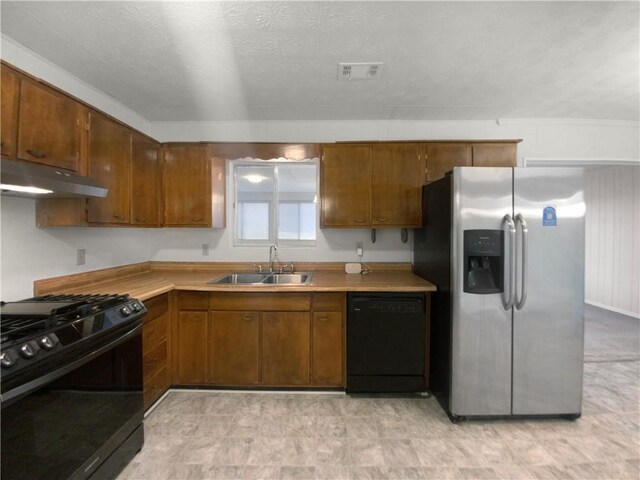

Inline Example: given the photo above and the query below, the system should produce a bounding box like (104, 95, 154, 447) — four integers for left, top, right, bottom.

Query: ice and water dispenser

(463, 230, 504, 294)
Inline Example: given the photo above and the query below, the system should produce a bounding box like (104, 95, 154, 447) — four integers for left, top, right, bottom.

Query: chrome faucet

(268, 244, 279, 273)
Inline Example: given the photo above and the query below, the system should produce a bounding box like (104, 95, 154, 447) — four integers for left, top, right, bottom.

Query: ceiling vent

(338, 62, 383, 80)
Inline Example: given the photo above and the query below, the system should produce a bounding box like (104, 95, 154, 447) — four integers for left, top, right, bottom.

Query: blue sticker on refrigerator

(542, 206, 557, 226)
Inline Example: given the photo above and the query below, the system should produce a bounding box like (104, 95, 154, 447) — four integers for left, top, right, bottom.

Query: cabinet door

(472, 143, 517, 168)
(131, 133, 161, 226)
(312, 312, 344, 386)
(1, 67, 19, 158)
(424, 143, 471, 182)
(262, 312, 310, 385)
(320, 144, 371, 227)
(176, 310, 208, 384)
(87, 113, 131, 223)
(209, 311, 260, 385)
(163, 145, 212, 226)
(371, 143, 422, 226)
(17, 79, 80, 171)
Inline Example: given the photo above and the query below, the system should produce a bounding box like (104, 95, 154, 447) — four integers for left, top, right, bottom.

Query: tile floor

(119, 304, 639, 479)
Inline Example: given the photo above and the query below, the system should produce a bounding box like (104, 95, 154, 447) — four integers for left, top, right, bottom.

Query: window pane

(277, 164, 317, 241)
(234, 162, 317, 246)
(299, 203, 316, 240)
(278, 203, 300, 240)
(238, 203, 269, 240)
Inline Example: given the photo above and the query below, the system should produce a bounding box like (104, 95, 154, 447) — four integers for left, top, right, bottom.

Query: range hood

(0, 158, 108, 198)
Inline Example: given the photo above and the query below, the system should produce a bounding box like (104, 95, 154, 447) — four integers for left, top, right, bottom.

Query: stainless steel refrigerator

(413, 167, 584, 422)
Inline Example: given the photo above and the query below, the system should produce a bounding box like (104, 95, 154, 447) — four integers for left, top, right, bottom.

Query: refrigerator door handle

(502, 214, 516, 310)
(515, 213, 528, 310)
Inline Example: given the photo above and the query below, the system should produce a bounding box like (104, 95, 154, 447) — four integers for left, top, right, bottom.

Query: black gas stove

(1, 293, 147, 480)
(1, 293, 145, 379)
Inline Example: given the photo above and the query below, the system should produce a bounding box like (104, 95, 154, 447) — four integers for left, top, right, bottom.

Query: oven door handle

(1, 322, 142, 405)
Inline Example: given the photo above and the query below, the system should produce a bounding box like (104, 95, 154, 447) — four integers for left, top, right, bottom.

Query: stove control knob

(120, 305, 132, 317)
(1, 351, 15, 368)
(20, 343, 36, 359)
(39, 335, 57, 350)
(131, 302, 142, 312)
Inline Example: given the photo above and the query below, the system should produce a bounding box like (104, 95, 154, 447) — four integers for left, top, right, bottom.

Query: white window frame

(232, 159, 319, 247)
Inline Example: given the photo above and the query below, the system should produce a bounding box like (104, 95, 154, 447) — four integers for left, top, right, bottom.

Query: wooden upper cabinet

(17, 78, 80, 171)
(162, 144, 225, 227)
(131, 133, 161, 226)
(424, 143, 472, 183)
(87, 113, 131, 224)
(472, 143, 517, 167)
(320, 144, 371, 227)
(1, 67, 19, 158)
(371, 143, 422, 227)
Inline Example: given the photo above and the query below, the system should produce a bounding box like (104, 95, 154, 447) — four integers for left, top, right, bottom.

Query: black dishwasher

(347, 292, 426, 393)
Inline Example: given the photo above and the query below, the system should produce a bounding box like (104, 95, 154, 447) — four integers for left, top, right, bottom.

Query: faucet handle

(253, 263, 263, 273)
(289, 262, 295, 273)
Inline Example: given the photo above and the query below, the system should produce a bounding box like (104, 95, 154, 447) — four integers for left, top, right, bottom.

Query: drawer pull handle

(354, 219, 366, 223)
(375, 217, 387, 222)
(241, 315, 254, 321)
(192, 217, 203, 222)
(26, 149, 46, 159)
(134, 217, 145, 222)
(113, 215, 126, 221)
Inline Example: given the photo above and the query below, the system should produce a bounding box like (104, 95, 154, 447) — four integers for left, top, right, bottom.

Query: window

(234, 162, 317, 246)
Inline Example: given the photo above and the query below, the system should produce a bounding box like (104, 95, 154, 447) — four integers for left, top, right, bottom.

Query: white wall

(0, 196, 152, 301)
(585, 166, 640, 317)
(2, 39, 639, 303)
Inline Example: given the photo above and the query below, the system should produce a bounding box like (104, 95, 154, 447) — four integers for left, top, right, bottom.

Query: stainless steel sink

(209, 273, 271, 284)
(261, 273, 312, 285)
(208, 272, 313, 285)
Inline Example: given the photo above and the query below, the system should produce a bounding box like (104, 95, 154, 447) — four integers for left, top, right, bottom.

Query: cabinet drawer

(143, 365, 170, 410)
(177, 291, 209, 310)
(143, 293, 169, 323)
(143, 312, 168, 352)
(210, 292, 311, 311)
(312, 293, 344, 312)
(143, 341, 167, 380)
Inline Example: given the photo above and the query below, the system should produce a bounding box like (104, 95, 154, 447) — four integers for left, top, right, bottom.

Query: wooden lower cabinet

(176, 310, 208, 384)
(209, 311, 260, 385)
(311, 312, 344, 386)
(199, 292, 344, 388)
(142, 293, 171, 410)
(262, 312, 311, 386)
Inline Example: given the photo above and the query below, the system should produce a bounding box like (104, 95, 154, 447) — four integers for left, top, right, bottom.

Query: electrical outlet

(202, 244, 210, 256)
(76, 248, 86, 266)
(356, 242, 364, 257)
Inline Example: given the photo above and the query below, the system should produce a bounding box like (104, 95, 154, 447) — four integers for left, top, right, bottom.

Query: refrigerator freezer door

(512, 168, 585, 415)
(451, 167, 514, 416)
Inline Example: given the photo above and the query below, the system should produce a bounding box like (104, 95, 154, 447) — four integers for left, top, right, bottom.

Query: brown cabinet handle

(134, 217, 145, 222)
(375, 217, 388, 222)
(113, 215, 126, 221)
(26, 149, 47, 159)
(317, 315, 329, 321)
(241, 315, 254, 321)
(354, 219, 366, 223)
(192, 217, 204, 222)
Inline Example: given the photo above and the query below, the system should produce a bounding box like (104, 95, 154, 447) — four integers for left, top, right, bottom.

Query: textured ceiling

(1, 1, 638, 122)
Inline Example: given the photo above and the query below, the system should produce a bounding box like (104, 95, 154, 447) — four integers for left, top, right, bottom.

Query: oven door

(1, 321, 144, 480)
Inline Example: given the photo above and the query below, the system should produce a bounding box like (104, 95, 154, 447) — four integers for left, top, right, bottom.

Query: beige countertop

(34, 262, 437, 301)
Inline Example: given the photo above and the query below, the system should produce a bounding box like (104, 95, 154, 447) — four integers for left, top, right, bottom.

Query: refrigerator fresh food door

(451, 167, 514, 416)
(512, 167, 584, 415)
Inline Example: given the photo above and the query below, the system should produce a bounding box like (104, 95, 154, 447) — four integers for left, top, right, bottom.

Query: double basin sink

(208, 272, 313, 285)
